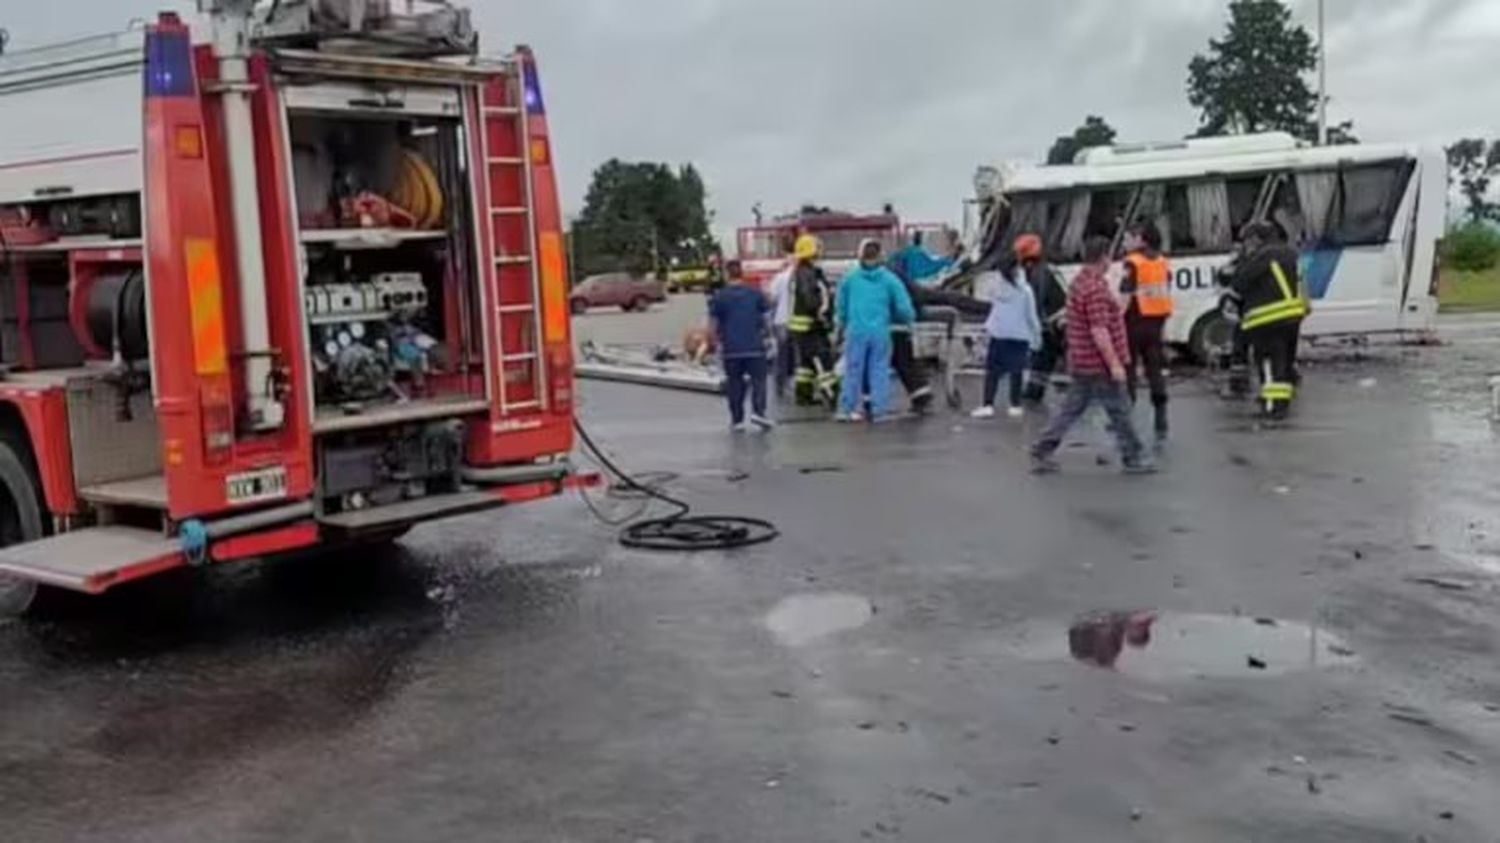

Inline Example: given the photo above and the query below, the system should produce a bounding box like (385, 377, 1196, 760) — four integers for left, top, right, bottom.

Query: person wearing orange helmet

(1012, 234, 1069, 405)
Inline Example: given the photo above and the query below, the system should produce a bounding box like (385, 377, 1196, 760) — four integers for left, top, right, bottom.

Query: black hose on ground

(573, 420, 779, 551)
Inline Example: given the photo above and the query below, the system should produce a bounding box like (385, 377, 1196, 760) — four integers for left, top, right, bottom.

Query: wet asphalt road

(6, 307, 1500, 841)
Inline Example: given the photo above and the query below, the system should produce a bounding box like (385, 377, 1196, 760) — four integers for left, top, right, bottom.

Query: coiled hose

(573, 421, 779, 551)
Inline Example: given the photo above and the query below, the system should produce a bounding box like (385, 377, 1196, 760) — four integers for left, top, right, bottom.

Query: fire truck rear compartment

(287, 102, 496, 513)
(288, 110, 486, 427)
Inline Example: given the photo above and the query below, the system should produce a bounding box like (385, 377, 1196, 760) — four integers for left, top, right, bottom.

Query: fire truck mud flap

(0, 526, 182, 595)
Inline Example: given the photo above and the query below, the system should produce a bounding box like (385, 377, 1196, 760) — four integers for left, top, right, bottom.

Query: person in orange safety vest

(1120, 222, 1173, 444)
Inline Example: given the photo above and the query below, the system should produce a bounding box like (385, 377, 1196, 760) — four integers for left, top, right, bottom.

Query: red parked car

(570, 273, 668, 314)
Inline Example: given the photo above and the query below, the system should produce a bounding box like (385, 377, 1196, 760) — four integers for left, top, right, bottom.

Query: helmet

(793, 234, 821, 261)
(1013, 234, 1044, 261)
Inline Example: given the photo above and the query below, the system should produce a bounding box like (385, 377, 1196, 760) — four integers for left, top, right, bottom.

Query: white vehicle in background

(966, 132, 1447, 360)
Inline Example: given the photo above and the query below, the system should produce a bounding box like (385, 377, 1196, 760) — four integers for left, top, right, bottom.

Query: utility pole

(1317, 0, 1328, 146)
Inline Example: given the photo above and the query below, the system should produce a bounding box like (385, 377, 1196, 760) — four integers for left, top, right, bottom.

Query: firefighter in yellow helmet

(1228, 221, 1309, 421)
(787, 234, 837, 406)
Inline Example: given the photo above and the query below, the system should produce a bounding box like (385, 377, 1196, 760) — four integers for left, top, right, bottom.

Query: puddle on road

(1026, 612, 1358, 681)
(765, 593, 873, 646)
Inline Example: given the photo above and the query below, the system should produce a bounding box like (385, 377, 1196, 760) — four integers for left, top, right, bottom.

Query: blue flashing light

(522, 63, 545, 115)
(145, 29, 195, 99)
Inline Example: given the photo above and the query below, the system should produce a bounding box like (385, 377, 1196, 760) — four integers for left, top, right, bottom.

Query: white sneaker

(1007, 406, 1026, 419)
(750, 414, 776, 432)
(971, 406, 997, 419)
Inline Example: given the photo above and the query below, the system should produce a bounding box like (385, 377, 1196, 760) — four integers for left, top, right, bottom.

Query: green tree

(571, 160, 718, 277)
(1187, 0, 1320, 139)
(1447, 139, 1500, 224)
(1046, 116, 1117, 166)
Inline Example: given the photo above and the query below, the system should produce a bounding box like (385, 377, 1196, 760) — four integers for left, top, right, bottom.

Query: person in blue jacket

(891, 231, 952, 287)
(836, 239, 916, 422)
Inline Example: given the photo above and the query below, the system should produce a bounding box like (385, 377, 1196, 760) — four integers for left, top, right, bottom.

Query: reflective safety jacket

(789, 261, 834, 334)
(1231, 243, 1309, 331)
(1124, 252, 1173, 318)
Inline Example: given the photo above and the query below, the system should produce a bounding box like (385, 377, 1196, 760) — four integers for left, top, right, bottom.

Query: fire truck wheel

(0, 438, 43, 618)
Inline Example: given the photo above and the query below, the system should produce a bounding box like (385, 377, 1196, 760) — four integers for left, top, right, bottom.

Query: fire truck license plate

(226, 467, 289, 505)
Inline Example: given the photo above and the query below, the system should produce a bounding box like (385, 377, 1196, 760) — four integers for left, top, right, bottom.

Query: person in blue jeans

(972, 253, 1042, 420)
(836, 240, 916, 422)
(709, 260, 775, 432)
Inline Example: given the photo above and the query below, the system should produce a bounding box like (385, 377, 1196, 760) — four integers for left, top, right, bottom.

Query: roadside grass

(1439, 267, 1500, 313)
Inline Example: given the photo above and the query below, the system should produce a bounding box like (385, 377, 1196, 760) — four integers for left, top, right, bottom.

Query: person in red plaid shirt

(1031, 237, 1155, 475)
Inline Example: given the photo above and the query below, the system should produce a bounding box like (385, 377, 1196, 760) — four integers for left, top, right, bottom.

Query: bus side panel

(1402, 151, 1446, 333)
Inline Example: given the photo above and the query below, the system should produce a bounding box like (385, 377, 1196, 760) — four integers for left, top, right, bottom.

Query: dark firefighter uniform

(1021, 261, 1068, 405)
(1230, 240, 1309, 419)
(789, 260, 837, 406)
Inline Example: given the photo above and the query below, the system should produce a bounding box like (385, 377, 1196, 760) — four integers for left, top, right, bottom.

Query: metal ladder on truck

(479, 58, 546, 417)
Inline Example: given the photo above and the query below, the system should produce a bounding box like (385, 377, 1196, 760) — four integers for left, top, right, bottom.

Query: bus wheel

(1189, 311, 1237, 366)
(0, 439, 43, 618)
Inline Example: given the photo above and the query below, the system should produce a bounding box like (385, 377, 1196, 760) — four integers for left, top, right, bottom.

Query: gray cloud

(10, 0, 1500, 240)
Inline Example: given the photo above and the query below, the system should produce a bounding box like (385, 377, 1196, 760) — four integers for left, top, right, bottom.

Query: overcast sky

(11, 1, 1500, 238)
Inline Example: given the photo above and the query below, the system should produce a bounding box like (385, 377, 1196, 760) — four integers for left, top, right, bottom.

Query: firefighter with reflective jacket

(788, 234, 838, 406)
(1228, 222, 1309, 420)
(1120, 222, 1173, 442)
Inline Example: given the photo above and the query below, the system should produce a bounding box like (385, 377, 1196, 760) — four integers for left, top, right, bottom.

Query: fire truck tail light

(547, 346, 573, 412)
(539, 232, 568, 344)
(201, 391, 234, 466)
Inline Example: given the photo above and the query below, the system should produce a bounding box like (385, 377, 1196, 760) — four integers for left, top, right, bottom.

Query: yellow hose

(391, 149, 446, 229)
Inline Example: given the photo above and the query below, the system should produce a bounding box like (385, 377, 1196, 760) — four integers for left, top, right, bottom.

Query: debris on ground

(1443, 749, 1479, 767)
(1306, 773, 1321, 794)
(1385, 704, 1437, 728)
(771, 689, 795, 700)
(1405, 575, 1473, 592)
(1328, 644, 1358, 658)
(727, 471, 751, 483)
(1130, 808, 1144, 822)
(1254, 617, 1279, 627)
(798, 464, 846, 475)
(1439, 810, 1455, 821)
(910, 787, 952, 805)
(1273, 485, 1293, 496)
(1229, 453, 1253, 467)
(1358, 377, 1379, 389)
(1247, 656, 1269, 670)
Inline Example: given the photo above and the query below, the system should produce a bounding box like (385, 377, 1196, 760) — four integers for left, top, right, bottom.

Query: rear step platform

(0, 526, 181, 593)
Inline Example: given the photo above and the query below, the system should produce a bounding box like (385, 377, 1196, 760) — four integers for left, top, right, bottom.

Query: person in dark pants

(1230, 223, 1308, 421)
(971, 253, 1041, 419)
(1031, 237, 1155, 475)
(886, 255, 936, 413)
(788, 235, 837, 407)
(1013, 235, 1068, 405)
(1119, 222, 1173, 442)
(708, 260, 775, 432)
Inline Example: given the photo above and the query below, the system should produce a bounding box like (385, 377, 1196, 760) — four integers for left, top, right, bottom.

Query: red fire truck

(736, 210, 904, 288)
(0, 1, 585, 614)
